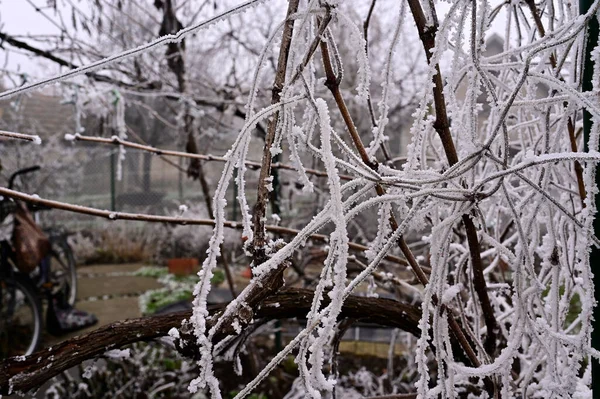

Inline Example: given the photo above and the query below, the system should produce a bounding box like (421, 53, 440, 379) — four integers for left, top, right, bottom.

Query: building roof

(0, 91, 75, 137)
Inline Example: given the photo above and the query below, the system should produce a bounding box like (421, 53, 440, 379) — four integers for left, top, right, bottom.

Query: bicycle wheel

(47, 236, 78, 307)
(0, 274, 43, 358)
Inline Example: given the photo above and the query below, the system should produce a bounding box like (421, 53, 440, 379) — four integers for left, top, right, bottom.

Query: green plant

(137, 267, 225, 314)
(133, 265, 169, 278)
(141, 288, 193, 315)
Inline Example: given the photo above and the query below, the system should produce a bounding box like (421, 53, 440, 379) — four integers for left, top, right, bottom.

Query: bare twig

(406, 0, 499, 356)
(0, 130, 41, 144)
(0, 187, 411, 268)
(319, 36, 482, 371)
(251, 0, 300, 263)
(66, 133, 353, 181)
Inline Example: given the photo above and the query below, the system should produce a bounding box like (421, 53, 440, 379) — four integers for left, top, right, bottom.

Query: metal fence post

(179, 157, 184, 203)
(110, 150, 116, 212)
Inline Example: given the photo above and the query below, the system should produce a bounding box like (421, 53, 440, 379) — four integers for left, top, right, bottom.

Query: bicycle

(0, 166, 78, 358)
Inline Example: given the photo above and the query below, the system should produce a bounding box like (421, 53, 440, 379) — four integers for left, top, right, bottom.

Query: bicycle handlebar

(8, 166, 41, 190)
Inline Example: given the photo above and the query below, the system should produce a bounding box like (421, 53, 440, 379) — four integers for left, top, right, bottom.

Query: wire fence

(40, 148, 214, 229)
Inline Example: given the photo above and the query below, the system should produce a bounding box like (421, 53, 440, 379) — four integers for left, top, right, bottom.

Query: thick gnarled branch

(0, 288, 421, 396)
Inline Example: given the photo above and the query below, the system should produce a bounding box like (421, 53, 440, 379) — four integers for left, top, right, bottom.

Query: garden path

(43, 263, 162, 347)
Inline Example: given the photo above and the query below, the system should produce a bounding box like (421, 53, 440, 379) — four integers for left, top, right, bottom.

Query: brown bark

(0, 185, 419, 275)
(70, 133, 355, 181)
(0, 288, 421, 395)
(318, 38, 482, 369)
(406, 0, 499, 356)
(251, 0, 300, 264)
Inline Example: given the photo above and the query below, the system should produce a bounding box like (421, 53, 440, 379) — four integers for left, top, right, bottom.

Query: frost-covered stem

(0, 186, 413, 268)
(581, 0, 600, 386)
(251, 0, 300, 263)
(400, 235, 485, 371)
(0, 0, 269, 101)
(361, 0, 391, 162)
(526, 0, 586, 207)
(0, 130, 41, 144)
(524, 0, 558, 69)
(183, 113, 213, 215)
(531, 0, 586, 208)
(193, 157, 237, 299)
(320, 40, 373, 167)
(331, 318, 354, 399)
(319, 38, 431, 288)
(462, 213, 499, 354)
(406, 0, 499, 356)
(568, 120, 587, 205)
(405, 0, 458, 166)
(162, 6, 236, 301)
(319, 37, 483, 370)
(0, 31, 136, 91)
(0, 30, 267, 139)
(288, 10, 333, 86)
(363, 0, 379, 131)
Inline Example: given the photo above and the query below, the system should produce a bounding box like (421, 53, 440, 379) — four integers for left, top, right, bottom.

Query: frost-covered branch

(0, 186, 411, 268)
(251, 0, 300, 263)
(0, 0, 270, 101)
(0, 130, 42, 145)
(0, 288, 421, 396)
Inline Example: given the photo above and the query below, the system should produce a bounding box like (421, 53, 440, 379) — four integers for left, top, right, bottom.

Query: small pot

(167, 258, 199, 276)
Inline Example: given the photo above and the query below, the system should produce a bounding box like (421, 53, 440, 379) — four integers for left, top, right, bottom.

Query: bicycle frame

(8, 165, 40, 190)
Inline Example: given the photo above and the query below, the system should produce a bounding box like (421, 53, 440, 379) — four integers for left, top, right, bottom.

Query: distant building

(484, 33, 505, 58)
(0, 90, 74, 139)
